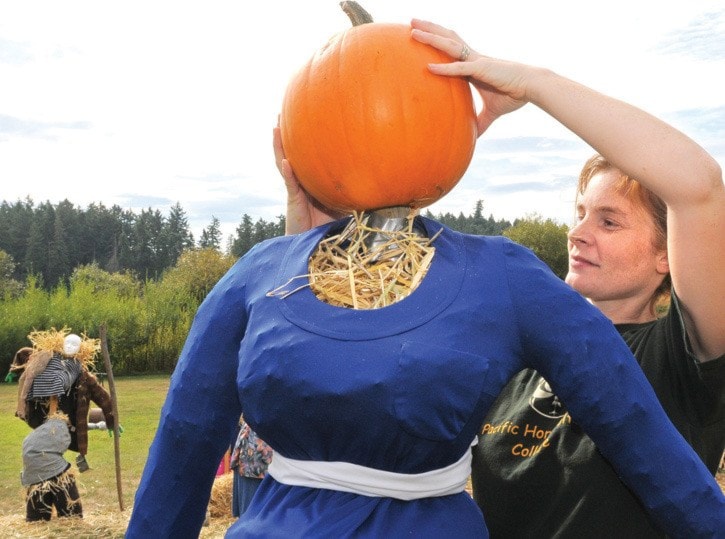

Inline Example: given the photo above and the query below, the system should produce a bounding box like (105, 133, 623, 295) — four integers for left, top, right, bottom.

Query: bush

(0, 249, 235, 375)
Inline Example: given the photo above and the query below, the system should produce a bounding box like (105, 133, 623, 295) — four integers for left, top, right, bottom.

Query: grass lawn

(0, 375, 235, 538)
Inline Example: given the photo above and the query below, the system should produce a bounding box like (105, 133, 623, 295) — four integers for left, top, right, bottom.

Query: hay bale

(208, 472, 233, 518)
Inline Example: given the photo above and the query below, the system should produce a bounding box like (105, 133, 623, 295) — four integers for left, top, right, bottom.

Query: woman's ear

(656, 250, 670, 275)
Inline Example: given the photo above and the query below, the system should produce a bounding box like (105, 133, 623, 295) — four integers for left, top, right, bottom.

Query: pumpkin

(279, 22, 477, 213)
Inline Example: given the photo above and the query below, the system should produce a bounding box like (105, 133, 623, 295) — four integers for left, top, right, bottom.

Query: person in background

(230, 417, 273, 518)
(279, 19, 725, 538)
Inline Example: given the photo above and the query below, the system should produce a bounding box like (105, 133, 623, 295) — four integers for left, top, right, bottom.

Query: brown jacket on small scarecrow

(8, 329, 116, 472)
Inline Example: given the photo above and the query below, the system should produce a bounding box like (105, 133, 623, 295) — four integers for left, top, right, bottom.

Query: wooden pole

(100, 323, 124, 511)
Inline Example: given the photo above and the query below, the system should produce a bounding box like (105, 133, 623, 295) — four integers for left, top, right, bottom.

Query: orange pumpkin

(279, 22, 477, 212)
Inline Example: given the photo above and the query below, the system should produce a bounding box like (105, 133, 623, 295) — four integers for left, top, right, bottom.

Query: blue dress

(126, 217, 725, 538)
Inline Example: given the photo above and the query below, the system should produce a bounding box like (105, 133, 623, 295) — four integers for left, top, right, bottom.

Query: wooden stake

(100, 323, 124, 511)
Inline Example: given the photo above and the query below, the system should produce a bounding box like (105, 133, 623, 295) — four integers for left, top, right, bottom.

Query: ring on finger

(459, 44, 470, 61)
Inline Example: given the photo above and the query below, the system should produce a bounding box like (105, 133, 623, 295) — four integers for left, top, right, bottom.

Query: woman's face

(565, 171, 668, 315)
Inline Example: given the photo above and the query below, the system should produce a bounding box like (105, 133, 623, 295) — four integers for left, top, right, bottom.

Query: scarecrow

(8, 328, 117, 472)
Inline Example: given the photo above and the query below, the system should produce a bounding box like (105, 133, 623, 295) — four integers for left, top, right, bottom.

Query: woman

(230, 419, 273, 518)
(473, 155, 725, 538)
(126, 21, 725, 538)
(405, 19, 725, 537)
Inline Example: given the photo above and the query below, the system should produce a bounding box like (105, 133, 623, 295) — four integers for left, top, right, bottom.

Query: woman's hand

(273, 126, 347, 234)
(410, 19, 539, 136)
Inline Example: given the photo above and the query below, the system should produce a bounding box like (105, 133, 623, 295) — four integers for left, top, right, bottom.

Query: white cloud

(0, 1, 723, 242)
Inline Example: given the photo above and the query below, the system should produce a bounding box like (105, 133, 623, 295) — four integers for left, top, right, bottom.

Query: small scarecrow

(8, 328, 117, 473)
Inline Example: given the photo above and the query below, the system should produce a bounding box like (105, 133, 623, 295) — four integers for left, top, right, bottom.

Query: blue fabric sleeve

(501, 239, 725, 537)
(126, 251, 253, 538)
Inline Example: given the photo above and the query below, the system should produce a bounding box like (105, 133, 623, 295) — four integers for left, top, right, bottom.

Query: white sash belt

(267, 439, 476, 501)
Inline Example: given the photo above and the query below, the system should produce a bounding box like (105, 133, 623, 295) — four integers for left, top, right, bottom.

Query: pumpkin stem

(339, 1, 374, 26)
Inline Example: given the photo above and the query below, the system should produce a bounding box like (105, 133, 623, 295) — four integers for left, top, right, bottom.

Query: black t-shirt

(472, 295, 725, 538)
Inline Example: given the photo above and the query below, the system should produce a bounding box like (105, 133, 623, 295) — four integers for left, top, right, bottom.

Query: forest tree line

(0, 197, 531, 290)
(0, 197, 285, 291)
(0, 197, 568, 375)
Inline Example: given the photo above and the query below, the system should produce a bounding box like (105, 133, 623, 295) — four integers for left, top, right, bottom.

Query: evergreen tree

(252, 218, 269, 245)
(116, 210, 138, 275)
(424, 202, 511, 236)
(81, 202, 124, 270)
(46, 207, 72, 287)
(133, 207, 166, 279)
(230, 214, 255, 257)
(199, 216, 222, 250)
(471, 200, 486, 235)
(23, 201, 56, 285)
(163, 202, 195, 267)
(0, 198, 34, 280)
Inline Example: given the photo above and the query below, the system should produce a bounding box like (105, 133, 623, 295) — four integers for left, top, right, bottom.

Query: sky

(1, 1, 723, 243)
